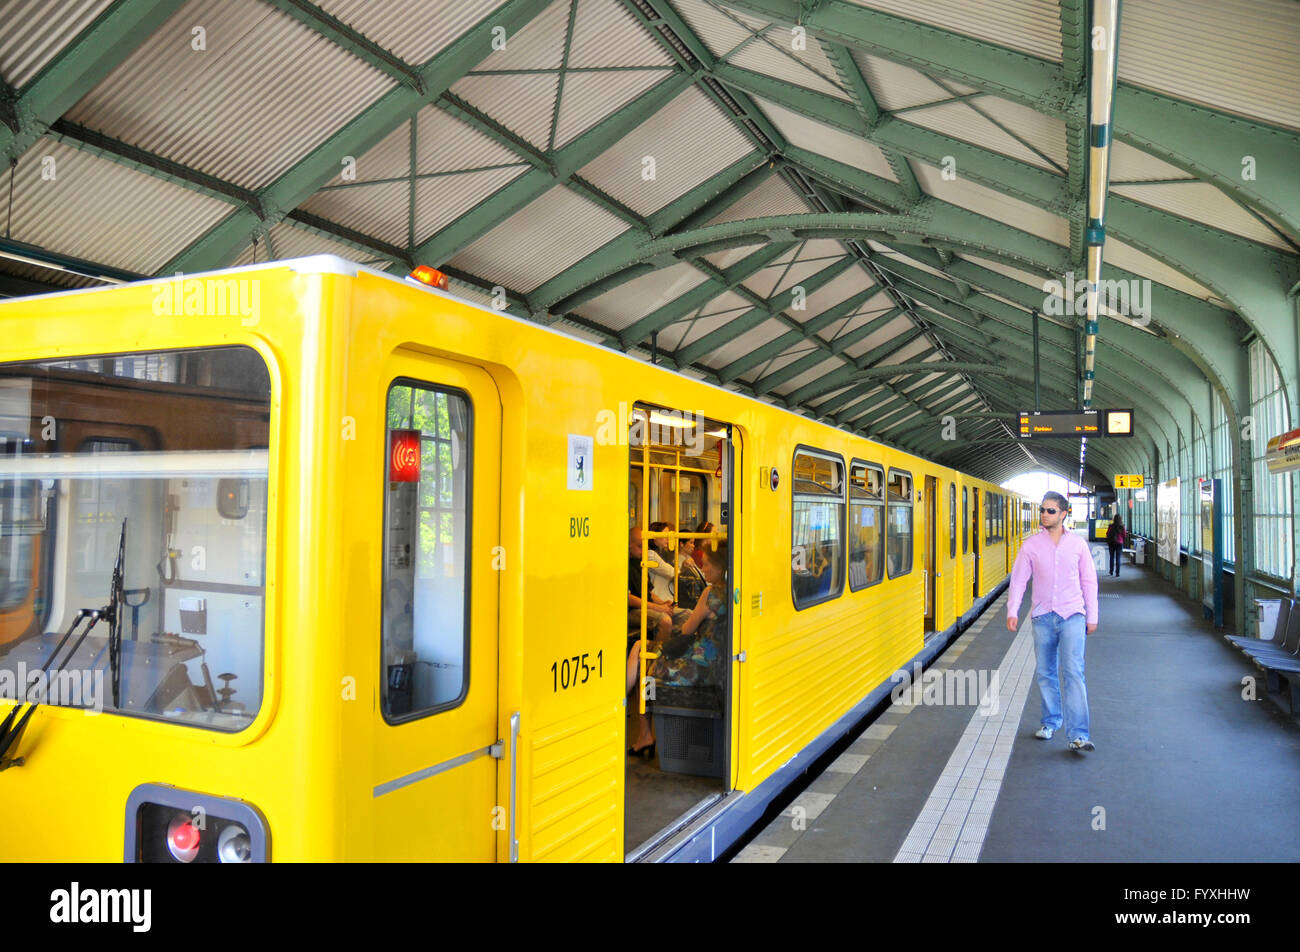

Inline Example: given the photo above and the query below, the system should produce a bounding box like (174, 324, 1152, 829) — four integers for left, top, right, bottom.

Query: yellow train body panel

(0, 259, 1026, 862)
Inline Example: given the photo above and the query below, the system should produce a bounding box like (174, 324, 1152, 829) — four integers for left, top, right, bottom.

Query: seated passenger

(645, 521, 678, 602)
(691, 521, 715, 569)
(650, 542, 729, 690)
(676, 528, 707, 606)
(628, 526, 674, 642)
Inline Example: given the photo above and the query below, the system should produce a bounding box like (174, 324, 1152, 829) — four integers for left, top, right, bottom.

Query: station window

(792, 448, 845, 609)
(848, 460, 884, 591)
(382, 381, 472, 722)
(886, 469, 913, 578)
(962, 487, 968, 554)
(949, 483, 957, 559)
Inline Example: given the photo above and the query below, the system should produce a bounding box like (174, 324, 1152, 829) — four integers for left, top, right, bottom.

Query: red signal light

(409, 265, 448, 289)
(390, 429, 421, 483)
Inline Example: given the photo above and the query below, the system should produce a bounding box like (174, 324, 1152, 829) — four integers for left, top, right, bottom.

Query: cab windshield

(0, 346, 270, 731)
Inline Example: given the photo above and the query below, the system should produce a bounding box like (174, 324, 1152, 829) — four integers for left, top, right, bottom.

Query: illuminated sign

(389, 429, 421, 482)
(1017, 409, 1135, 438)
(1114, 474, 1144, 489)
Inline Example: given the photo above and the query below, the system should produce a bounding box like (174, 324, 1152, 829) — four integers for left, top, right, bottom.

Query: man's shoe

(1034, 726, 1054, 739)
(1069, 738, 1095, 752)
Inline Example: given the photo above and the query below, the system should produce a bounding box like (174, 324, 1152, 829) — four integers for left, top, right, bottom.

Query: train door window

(848, 460, 883, 591)
(886, 469, 913, 577)
(962, 487, 968, 554)
(948, 483, 956, 559)
(792, 448, 844, 608)
(382, 381, 472, 721)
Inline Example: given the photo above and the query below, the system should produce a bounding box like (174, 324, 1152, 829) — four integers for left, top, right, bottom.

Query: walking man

(1006, 491, 1100, 752)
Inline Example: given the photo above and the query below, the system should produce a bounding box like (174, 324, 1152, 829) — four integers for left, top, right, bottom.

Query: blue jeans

(1032, 611, 1090, 741)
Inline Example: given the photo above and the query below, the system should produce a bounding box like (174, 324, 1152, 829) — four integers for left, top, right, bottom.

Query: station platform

(733, 548, 1300, 863)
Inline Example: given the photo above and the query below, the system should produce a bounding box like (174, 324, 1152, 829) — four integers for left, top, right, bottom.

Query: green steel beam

(162, 0, 555, 272)
(718, 0, 1300, 244)
(0, 0, 188, 163)
(728, 298, 897, 387)
(264, 0, 423, 89)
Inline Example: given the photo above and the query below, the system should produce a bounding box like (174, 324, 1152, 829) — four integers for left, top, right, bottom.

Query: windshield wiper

(0, 518, 125, 771)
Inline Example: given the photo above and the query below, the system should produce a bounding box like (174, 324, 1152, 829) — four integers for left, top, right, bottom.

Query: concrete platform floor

(734, 551, 1300, 863)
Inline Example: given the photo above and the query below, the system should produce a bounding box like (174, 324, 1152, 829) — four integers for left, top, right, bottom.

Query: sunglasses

(1039, 506, 1061, 514)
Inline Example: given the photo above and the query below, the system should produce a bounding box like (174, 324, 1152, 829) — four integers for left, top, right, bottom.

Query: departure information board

(1018, 409, 1134, 438)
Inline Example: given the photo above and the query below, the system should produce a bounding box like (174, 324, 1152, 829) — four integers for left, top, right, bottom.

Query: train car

(0, 257, 1017, 862)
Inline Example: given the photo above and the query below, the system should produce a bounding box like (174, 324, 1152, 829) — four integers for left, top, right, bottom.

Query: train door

(923, 475, 936, 634)
(971, 488, 980, 599)
(624, 402, 735, 860)
(373, 352, 500, 861)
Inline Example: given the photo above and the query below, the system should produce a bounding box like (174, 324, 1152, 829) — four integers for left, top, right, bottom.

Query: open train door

(924, 475, 936, 634)
(971, 488, 981, 599)
(372, 351, 501, 861)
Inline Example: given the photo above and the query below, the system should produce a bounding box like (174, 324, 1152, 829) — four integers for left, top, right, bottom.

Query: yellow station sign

(1114, 474, 1144, 489)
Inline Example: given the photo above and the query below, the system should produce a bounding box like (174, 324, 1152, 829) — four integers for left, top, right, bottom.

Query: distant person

(1007, 491, 1100, 753)
(1105, 515, 1126, 578)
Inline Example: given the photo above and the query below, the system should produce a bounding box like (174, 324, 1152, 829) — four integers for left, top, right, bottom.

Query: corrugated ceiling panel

(1103, 237, 1216, 300)
(63, 0, 395, 190)
(229, 221, 387, 268)
(775, 354, 850, 396)
(727, 33, 850, 100)
(697, 315, 787, 369)
(568, 0, 675, 67)
(1110, 182, 1290, 250)
(967, 96, 1069, 170)
(850, 51, 956, 111)
(797, 266, 873, 319)
(320, 120, 410, 184)
(315, 0, 508, 65)
(414, 165, 529, 244)
(900, 102, 1054, 169)
(848, 312, 913, 356)
(664, 296, 750, 351)
(1107, 138, 1195, 183)
(819, 288, 895, 341)
(419, 106, 532, 173)
(9, 138, 234, 274)
(705, 174, 811, 225)
(0, 258, 101, 292)
(716, 4, 771, 33)
(451, 73, 560, 150)
(701, 242, 765, 270)
(1118, 0, 1300, 133)
(0, 0, 115, 89)
(445, 185, 629, 292)
(669, 0, 756, 58)
(577, 85, 756, 216)
(299, 180, 410, 247)
(843, 0, 1063, 62)
(876, 247, 952, 282)
(913, 160, 1069, 247)
(752, 95, 898, 181)
(553, 69, 673, 149)
(465, 0, 568, 70)
(576, 261, 711, 330)
(957, 253, 1047, 291)
(742, 345, 816, 384)
(744, 246, 842, 298)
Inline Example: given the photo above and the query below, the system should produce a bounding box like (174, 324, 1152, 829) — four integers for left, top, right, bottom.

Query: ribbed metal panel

(697, 315, 787, 369)
(420, 105, 531, 173)
(753, 95, 897, 181)
(466, 0, 568, 70)
(576, 260, 710, 330)
(669, 294, 754, 349)
(577, 85, 756, 216)
(1107, 139, 1195, 183)
(63, 0, 395, 190)
(900, 102, 1053, 170)
(230, 220, 385, 267)
(851, 51, 964, 111)
(414, 165, 529, 244)
(701, 241, 764, 269)
(1102, 237, 1215, 300)
(967, 96, 1069, 170)
(0, 258, 101, 291)
(553, 69, 673, 148)
(8, 138, 233, 274)
(568, 0, 675, 67)
(844, 0, 1063, 62)
(322, 120, 411, 184)
(1110, 182, 1290, 250)
(798, 266, 873, 320)
(669, 0, 757, 58)
(775, 354, 850, 396)
(704, 174, 811, 225)
(451, 73, 559, 150)
(315, 0, 508, 66)
(739, 346, 812, 384)
(722, 6, 770, 33)
(818, 288, 894, 341)
(727, 33, 851, 100)
(1118, 0, 1300, 133)
(299, 180, 410, 247)
(957, 253, 1048, 291)
(744, 239, 844, 297)
(445, 184, 629, 292)
(913, 160, 1069, 247)
(845, 311, 912, 357)
(0, 0, 115, 90)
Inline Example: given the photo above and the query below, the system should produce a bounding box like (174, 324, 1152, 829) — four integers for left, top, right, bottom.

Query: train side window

(948, 483, 956, 559)
(382, 381, 472, 722)
(962, 487, 968, 554)
(847, 460, 883, 591)
(886, 469, 913, 578)
(791, 448, 845, 609)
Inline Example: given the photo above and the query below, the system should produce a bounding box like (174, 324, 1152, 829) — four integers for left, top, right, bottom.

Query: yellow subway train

(0, 256, 1028, 862)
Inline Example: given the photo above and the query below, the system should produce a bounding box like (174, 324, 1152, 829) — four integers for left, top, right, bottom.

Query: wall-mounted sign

(1266, 427, 1300, 475)
(1017, 409, 1134, 438)
(1114, 474, 1144, 488)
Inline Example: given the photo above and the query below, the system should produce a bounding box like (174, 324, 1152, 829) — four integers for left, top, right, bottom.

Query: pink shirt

(1007, 529, 1099, 625)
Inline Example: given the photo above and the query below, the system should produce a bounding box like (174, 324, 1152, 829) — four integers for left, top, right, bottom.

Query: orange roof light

(409, 265, 448, 290)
